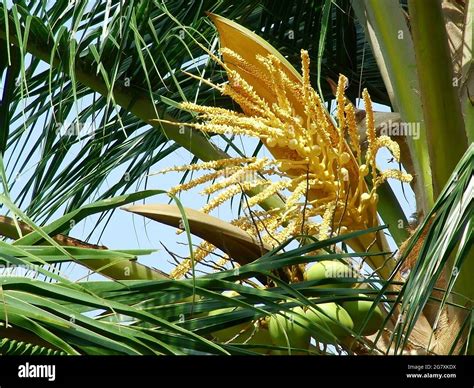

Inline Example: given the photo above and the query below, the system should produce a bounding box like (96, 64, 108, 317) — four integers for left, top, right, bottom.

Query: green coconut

(208, 291, 247, 342)
(240, 322, 273, 355)
(209, 306, 248, 342)
(342, 294, 384, 336)
(304, 260, 356, 288)
(305, 302, 354, 344)
(268, 307, 311, 355)
(208, 292, 273, 353)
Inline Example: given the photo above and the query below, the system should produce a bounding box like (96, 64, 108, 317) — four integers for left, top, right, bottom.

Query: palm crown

(0, 0, 471, 356)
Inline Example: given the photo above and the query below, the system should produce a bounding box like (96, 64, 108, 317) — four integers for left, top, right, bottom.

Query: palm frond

(388, 144, 473, 354)
(0, 0, 388, 227)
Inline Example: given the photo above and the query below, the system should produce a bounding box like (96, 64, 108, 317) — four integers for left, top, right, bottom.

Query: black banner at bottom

(0, 355, 472, 386)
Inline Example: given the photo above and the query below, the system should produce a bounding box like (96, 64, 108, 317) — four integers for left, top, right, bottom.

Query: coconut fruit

(241, 320, 273, 354)
(268, 307, 311, 355)
(209, 306, 248, 342)
(208, 291, 272, 353)
(210, 311, 272, 353)
(342, 294, 384, 336)
(305, 302, 354, 344)
(208, 291, 248, 342)
(304, 260, 355, 288)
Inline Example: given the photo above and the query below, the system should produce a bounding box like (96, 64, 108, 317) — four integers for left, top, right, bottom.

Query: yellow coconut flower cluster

(158, 48, 412, 279)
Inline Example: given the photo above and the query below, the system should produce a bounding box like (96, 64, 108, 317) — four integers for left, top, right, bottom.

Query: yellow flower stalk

(157, 45, 411, 279)
(170, 240, 217, 279)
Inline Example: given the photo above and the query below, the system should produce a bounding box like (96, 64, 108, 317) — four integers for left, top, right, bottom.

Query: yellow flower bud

(312, 145, 321, 156)
(360, 192, 371, 203)
(370, 193, 379, 205)
(340, 167, 349, 181)
(340, 152, 350, 164)
(266, 137, 277, 148)
(288, 139, 298, 150)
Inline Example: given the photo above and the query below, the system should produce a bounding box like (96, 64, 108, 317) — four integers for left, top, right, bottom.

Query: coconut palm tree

(0, 0, 471, 355)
